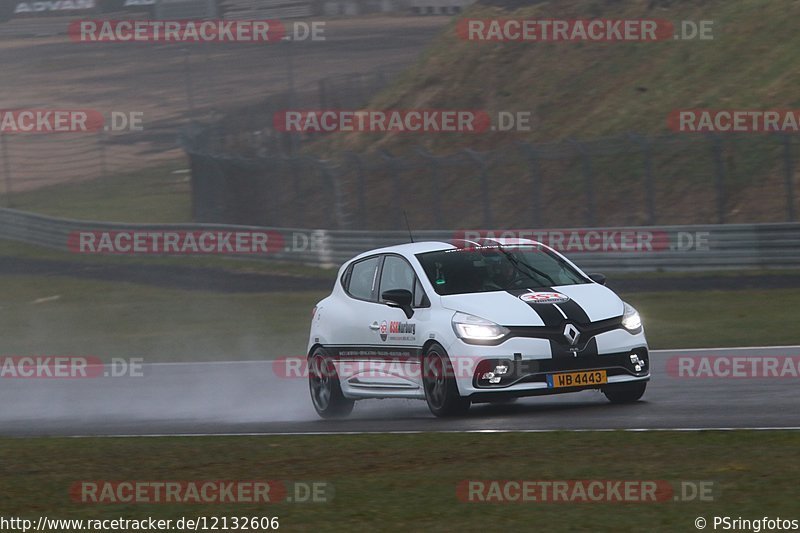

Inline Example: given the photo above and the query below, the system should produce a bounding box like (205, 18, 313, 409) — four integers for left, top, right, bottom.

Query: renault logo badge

(563, 323, 581, 346)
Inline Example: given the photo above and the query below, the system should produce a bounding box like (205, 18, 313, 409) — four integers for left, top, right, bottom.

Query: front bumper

(444, 327, 650, 399)
(473, 348, 649, 388)
(468, 349, 649, 402)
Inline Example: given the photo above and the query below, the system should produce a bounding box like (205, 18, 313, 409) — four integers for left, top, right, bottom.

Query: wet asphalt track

(1, 346, 799, 437)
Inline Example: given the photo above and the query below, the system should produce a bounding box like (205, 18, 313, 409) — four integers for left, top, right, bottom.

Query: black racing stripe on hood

(506, 288, 563, 327)
(555, 298, 591, 325)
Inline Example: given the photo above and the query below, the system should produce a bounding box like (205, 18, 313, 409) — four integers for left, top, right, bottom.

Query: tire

(422, 343, 470, 417)
(308, 349, 354, 419)
(603, 381, 647, 404)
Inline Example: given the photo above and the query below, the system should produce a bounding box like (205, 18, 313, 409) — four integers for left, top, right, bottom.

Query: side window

(379, 256, 415, 300)
(346, 256, 381, 300)
(379, 255, 428, 307)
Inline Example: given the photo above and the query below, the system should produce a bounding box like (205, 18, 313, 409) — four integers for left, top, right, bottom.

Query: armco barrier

(0, 208, 799, 271)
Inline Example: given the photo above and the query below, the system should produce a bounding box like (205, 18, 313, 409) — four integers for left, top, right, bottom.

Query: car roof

(352, 241, 455, 260)
(350, 238, 547, 262)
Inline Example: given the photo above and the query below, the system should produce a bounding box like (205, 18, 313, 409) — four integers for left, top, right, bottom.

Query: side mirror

(588, 273, 607, 285)
(382, 289, 414, 319)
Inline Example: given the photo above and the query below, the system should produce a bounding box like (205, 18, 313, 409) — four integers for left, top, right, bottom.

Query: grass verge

(0, 431, 798, 531)
(622, 289, 800, 349)
(5, 163, 190, 223)
(0, 276, 325, 361)
(0, 274, 798, 362)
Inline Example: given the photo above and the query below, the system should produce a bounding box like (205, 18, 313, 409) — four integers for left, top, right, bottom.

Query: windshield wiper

(497, 247, 557, 287)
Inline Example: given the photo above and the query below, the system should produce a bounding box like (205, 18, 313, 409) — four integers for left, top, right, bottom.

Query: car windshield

(416, 245, 590, 296)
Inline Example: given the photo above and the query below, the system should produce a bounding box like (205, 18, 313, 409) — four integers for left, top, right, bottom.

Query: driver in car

(484, 256, 517, 290)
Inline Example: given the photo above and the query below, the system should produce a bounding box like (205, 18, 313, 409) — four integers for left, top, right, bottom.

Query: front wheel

(602, 381, 647, 404)
(308, 349, 354, 419)
(422, 344, 470, 417)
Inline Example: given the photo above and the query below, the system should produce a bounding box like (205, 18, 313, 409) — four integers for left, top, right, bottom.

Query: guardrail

(1, 207, 799, 271)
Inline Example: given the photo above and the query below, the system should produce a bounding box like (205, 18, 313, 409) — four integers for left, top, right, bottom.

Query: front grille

(505, 316, 623, 343)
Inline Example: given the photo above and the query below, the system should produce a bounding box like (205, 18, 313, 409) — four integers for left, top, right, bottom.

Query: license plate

(547, 370, 607, 388)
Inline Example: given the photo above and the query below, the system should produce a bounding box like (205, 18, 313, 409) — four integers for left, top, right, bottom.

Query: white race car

(307, 238, 649, 418)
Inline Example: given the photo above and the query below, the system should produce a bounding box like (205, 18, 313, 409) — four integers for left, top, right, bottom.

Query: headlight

(621, 302, 642, 331)
(452, 312, 509, 343)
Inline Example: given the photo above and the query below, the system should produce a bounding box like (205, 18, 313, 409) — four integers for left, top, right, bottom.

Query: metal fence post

(318, 78, 328, 109)
(350, 73, 363, 107)
(1, 134, 11, 207)
(346, 152, 368, 229)
(376, 70, 387, 90)
(520, 142, 542, 227)
(415, 147, 444, 228)
(379, 150, 405, 229)
(782, 133, 796, 222)
(569, 139, 596, 226)
(629, 133, 656, 225)
(97, 129, 108, 181)
(319, 159, 349, 229)
(288, 154, 301, 211)
(284, 36, 297, 155)
(260, 156, 279, 226)
(463, 149, 493, 228)
(182, 48, 196, 117)
(709, 134, 726, 224)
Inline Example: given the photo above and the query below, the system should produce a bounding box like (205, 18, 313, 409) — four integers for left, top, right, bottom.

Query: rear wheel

(308, 349, 354, 418)
(422, 344, 470, 417)
(603, 381, 647, 404)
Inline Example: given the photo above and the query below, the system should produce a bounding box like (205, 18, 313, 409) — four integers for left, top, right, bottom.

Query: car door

(368, 254, 431, 389)
(329, 254, 406, 391)
(332, 253, 429, 393)
(333, 254, 384, 355)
